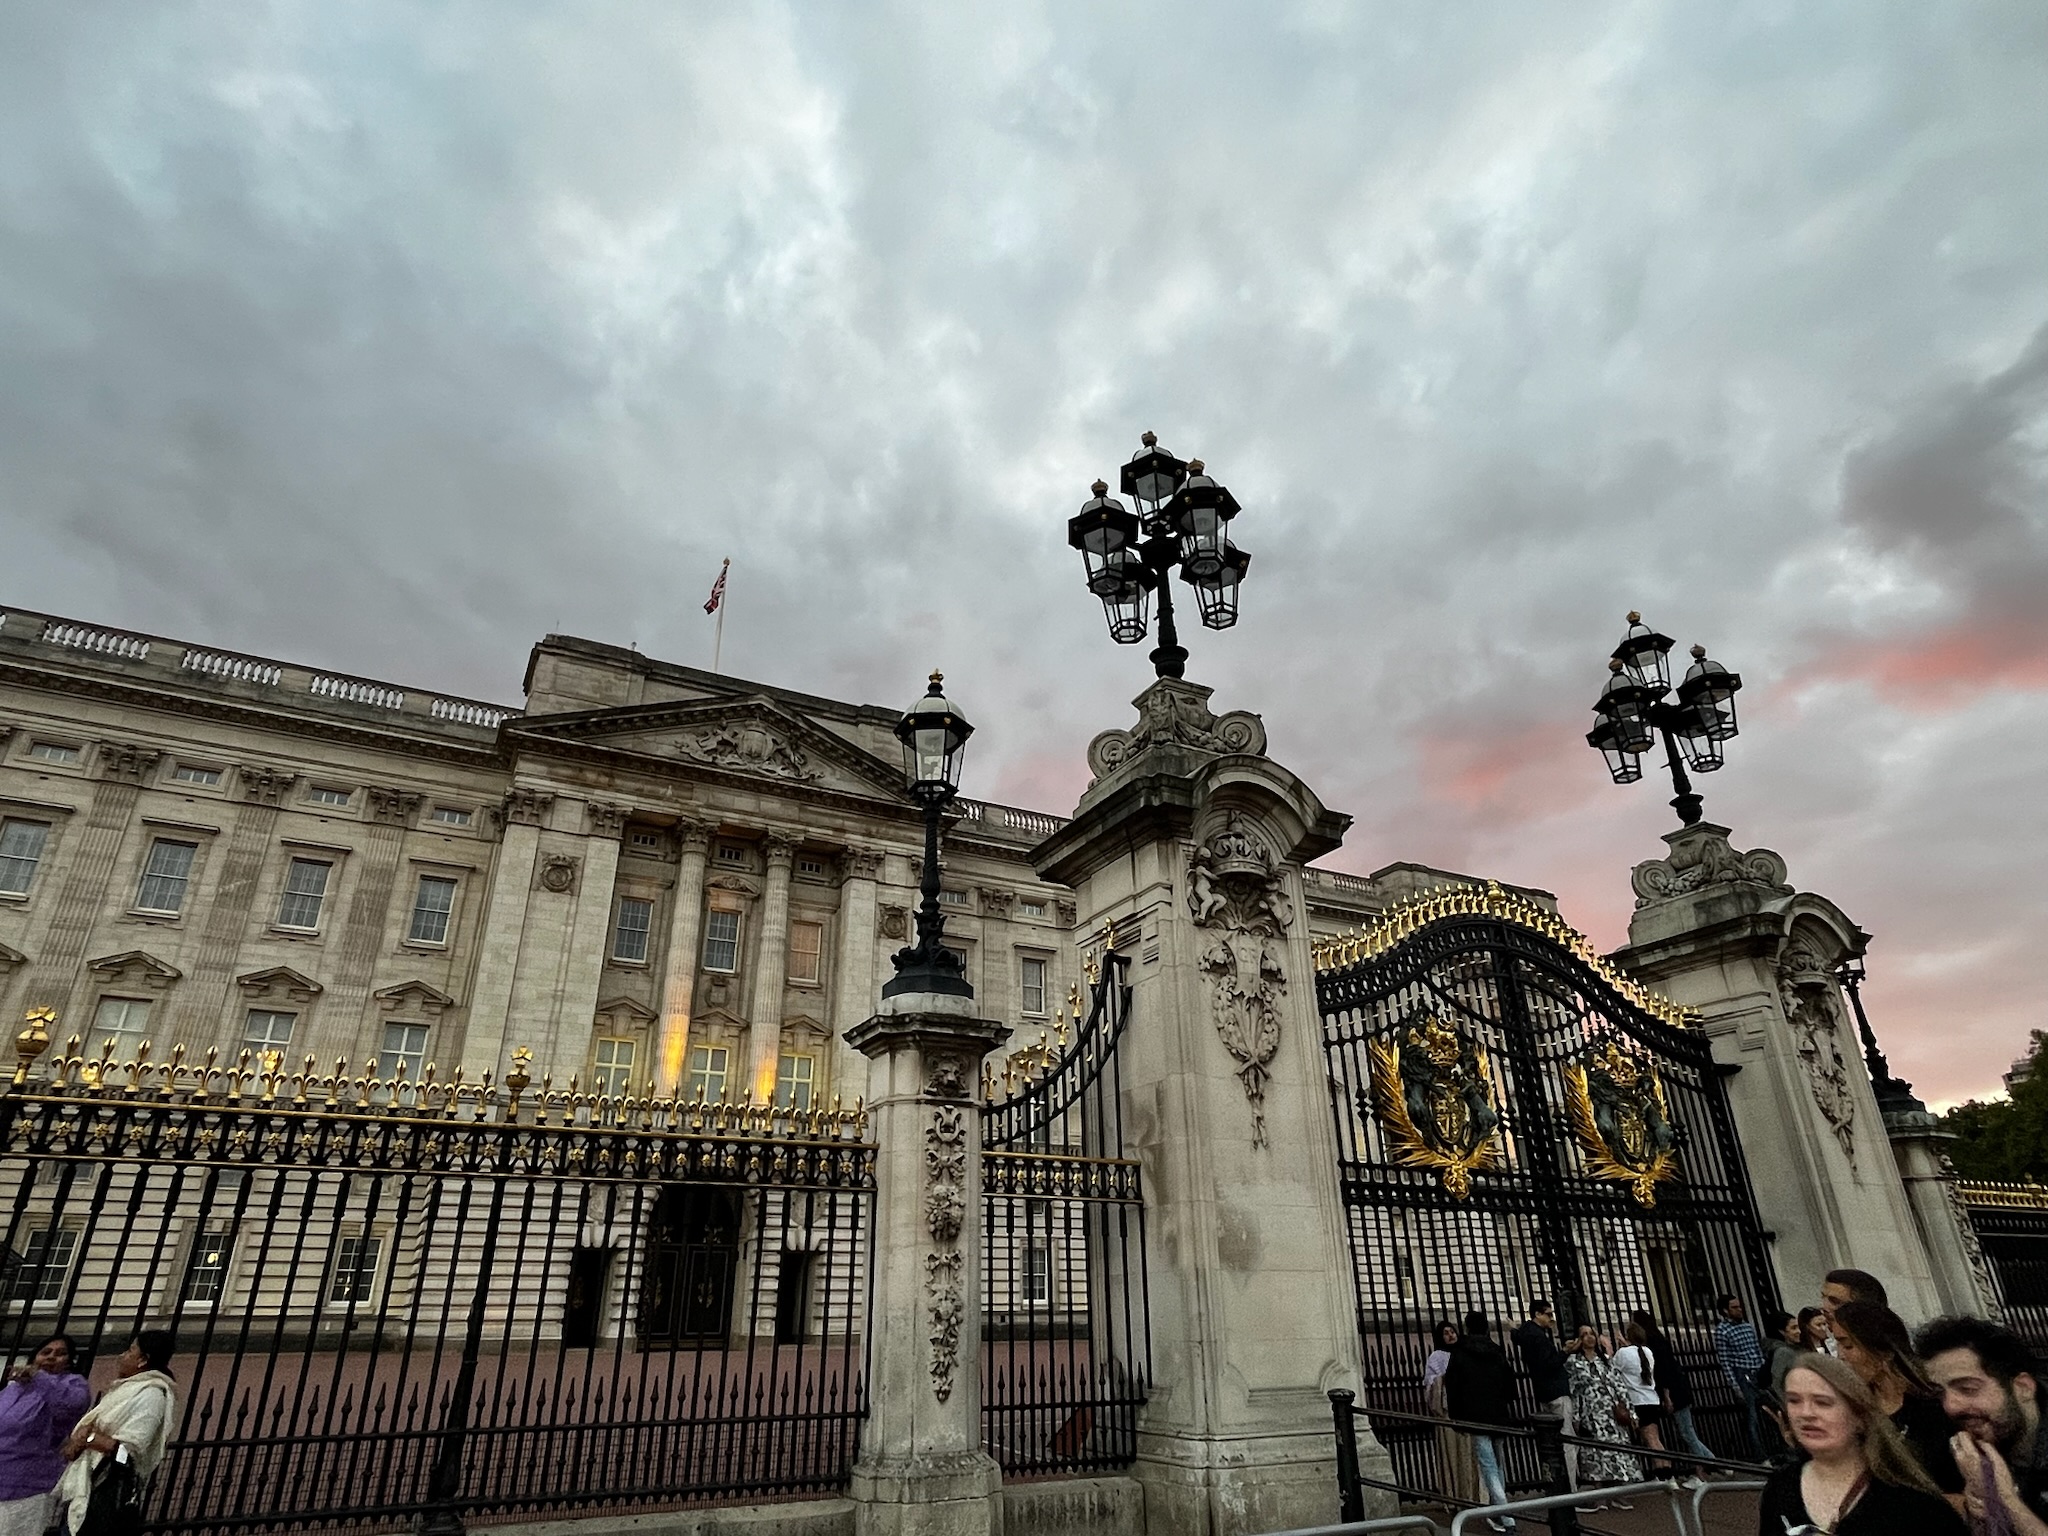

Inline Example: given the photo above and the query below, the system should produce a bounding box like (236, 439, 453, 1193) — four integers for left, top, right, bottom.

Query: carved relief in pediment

(675, 721, 815, 781)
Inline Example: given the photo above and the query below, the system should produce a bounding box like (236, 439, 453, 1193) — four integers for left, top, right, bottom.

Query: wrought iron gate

(1957, 1180, 2048, 1356)
(979, 944, 1151, 1475)
(1313, 883, 1776, 1485)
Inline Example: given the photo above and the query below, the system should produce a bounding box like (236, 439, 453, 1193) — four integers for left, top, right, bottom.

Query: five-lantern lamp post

(880, 670, 977, 1000)
(1068, 431, 1251, 678)
(1586, 612, 1744, 827)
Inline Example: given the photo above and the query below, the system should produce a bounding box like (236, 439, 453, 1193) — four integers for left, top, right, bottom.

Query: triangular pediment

(508, 697, 910, 801)
(236, 966, 323, 1003)
(594, 995, 658, 1024)
(374, 979, 456, 1017)
(86, 950, 182, 988)
(0, 941, 26, 975)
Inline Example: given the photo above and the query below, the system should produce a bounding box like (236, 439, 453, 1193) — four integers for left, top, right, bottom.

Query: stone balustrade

(0, 607, 518, 737)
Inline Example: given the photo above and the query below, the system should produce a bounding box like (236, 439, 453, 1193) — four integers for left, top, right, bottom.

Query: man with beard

(1917, 1315, 2046, 1535)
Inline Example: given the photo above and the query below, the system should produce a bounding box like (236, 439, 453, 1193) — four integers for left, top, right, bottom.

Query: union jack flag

(703, 558, 730, 615)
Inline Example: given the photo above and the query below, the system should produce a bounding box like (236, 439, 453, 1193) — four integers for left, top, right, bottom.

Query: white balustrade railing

(309, 674, 406, 711)
(181, 649, 283, 686)
(41, 621, 149, 660)
(430, 697, 515, 728)
(999, 806, 1067, 837)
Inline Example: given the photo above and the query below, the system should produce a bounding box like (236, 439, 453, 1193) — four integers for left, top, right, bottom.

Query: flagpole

(713, 601, 725, 674)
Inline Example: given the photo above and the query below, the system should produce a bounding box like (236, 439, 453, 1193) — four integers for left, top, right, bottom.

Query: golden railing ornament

(1564, 1039, 1679, 1207)
(14, 1007, 54, 1086)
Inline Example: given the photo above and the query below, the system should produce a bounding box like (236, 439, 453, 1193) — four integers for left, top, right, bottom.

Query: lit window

(328, 1234, 382, 1306)
(1020, 956, 1048, 1016)
(775, 1053, 815, 1111)
(90, 998, 150, 1062)
(26, 742, 79, 765)
(408, 876, 458, 944)
(10, 1227, 79, 1304)
(276, 858, 332, 929)
(171, 763, 222, 786)
(702, 909, 740, 972)
(1025, 1237, 1050, 1304)
(428, 806, 471, 827)
(593, 1037, 636, 1098)
(1019, 900, 1047, 918)
(243, 1010, 296, 1059)
(717, 844, 746, 864)
(687, 1045, 729, 1103)
(308, 787, 352, 807)
(938, 889, 970, 907)
(378, 1023, 428, 1082)
(134, 839, 197, 913)
(787, 921, 823, 983)
(612, 897, 653, 962)
(181, 1226, 235, 1306)
(0, 819, 50, 896)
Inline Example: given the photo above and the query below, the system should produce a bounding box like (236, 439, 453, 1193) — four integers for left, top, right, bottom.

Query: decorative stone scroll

(1776, 943, 1857, 1162)
(1087, 678, 1266, 783)
(1632, 824, 1792, 908)
(1188, 812, 1290, 1148)
(923, 1100, 969, 1401)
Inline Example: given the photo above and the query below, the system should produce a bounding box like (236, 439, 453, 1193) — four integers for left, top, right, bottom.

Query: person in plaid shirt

(1713, 1293, 1766, 1459)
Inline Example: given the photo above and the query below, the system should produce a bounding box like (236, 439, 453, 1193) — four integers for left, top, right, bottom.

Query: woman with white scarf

(54, 1332, 177, 1536)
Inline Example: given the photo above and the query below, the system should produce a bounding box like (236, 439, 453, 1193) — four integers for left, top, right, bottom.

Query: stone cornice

(0, 660, 506, 769)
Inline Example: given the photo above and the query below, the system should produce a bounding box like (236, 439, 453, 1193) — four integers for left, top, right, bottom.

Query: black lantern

(882, 672, 975, 999)
(1071, 432, 1253, 678)
(1585, 614, 1745, 827)
(1182, 543, 1249, 630)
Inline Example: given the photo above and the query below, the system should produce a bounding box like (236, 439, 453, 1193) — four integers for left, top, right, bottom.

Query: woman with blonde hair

(1829, 1299, 1965, 1507)
(1757, 1353, 1965, 1535)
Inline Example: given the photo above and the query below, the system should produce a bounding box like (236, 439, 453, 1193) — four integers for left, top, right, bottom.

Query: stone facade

(0, 609, 1447, 1108)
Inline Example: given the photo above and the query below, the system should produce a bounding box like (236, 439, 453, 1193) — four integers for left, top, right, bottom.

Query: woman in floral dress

(1565, 1324, 1643, 1492)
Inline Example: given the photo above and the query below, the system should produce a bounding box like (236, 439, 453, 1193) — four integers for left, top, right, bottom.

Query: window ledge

(268, 925, 322, 940)
(0, 891, 28, 906)
(608, 957, 649, 969)
(126, 908, 184, 922)
(400, 939, 449, 953)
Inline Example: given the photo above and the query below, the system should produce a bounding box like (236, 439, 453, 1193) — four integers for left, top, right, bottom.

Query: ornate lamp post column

(846, 673, 1010, 1536)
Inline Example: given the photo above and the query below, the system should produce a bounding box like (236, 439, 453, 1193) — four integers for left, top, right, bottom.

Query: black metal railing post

(1328, 1388, 1365, 1524)
(1528, 1412, 1579, 1536)
(420, 1171, 508, 1536)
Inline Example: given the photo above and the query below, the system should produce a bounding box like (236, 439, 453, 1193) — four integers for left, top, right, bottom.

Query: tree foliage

(1940, 1029, 2048, 1182)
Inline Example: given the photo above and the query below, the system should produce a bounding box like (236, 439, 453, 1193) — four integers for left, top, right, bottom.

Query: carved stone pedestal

(1034, 678, 1392, 1536)
(844, 993, 1011, 1536)
(1615, 821, 1946, 1317)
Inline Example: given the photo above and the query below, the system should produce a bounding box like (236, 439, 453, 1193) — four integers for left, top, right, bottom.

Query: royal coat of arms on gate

(1365, 1014, 1502, 1199)
(1564, 1039, 1679, 1208)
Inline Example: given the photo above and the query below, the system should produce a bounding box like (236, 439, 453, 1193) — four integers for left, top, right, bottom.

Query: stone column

(534, 800, 627, 1076)
(1032, 677, 1389, 1536)
(746, 833, 797, 1103)
(655, 820, 712, 1091)
(832, 848, 885, 1095)
(1613, 821, 1946, 1319)
(1887, 1113, 2006, 1318)
(458, 788, 551, 1075)
(844, 992, 1010, 1536)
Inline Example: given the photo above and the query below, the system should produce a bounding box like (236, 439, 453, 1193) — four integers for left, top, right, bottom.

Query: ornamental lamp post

(880, 671, 976, 1000)
(1068, 431, 1251, 678)
(1585, 612, 1744, 827)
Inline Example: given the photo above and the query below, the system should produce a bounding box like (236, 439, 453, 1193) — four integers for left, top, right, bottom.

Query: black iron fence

(0, 1041, 874, 1535)
(1958, 1180, 2048, 1357)
(979, 950, 1151, 1476)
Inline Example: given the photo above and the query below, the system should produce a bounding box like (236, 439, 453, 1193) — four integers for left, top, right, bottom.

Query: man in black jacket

(1447, 1310, 1521, 1532)
(1512, 1299, 1575, 1488)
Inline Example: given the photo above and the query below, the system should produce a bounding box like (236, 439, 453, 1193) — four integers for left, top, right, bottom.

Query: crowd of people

(1419, 1271, 2046, 1536)
(0, 1330, 176, 1536)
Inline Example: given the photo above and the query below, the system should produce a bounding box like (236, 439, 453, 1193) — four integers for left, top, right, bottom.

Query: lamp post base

(1670, 789, 1703, 826)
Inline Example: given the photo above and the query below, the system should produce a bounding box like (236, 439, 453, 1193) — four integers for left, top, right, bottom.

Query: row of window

(13, 743, 477, 823)
(9, 1220, 381, 1309)
(681, 1044, 815, 1110)
(607, 899, 1051, 1012)
(1, 820, 460, 943)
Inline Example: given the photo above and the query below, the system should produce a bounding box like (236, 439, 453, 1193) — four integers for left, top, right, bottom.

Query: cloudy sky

(4, 3, 2044, 1104)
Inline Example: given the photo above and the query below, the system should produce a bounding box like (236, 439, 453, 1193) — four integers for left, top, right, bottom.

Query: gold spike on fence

(5, 1013, 867, 1140)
